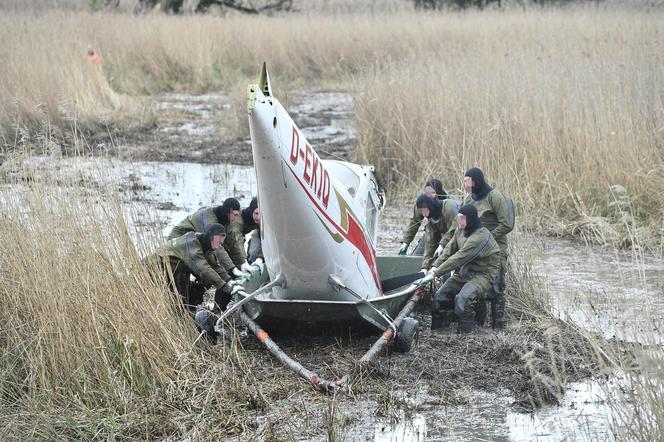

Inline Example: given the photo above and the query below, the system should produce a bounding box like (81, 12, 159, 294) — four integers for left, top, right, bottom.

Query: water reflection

(374, 413, 427, 442)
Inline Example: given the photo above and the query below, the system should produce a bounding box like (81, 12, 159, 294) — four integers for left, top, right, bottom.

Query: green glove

(416, 273, 435, 287)
(251, 258, 265, 275)
(397, 242, 409, 255)
(231, 284, 246, 296)
(433, 244, 444, 258)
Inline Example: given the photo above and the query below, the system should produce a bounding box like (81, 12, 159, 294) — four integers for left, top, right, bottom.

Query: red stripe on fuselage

(285, 161, 382, 292)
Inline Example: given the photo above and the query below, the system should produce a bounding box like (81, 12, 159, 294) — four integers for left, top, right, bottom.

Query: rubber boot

(491, 302, 506, 331)
(194, 309, 219, 340)
(457, 319, 474, 335)
(475, 300, 487, 327)
(431, 313, 444, 330)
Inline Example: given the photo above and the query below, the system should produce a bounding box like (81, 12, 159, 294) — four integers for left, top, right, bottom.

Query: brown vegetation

(1, 6, 662, 439)
(352, 10, 664, 250)
(1, 8, 662, 248)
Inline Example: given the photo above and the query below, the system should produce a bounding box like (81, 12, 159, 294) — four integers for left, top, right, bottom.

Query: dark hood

(415, 193, 443, 221)
(212, 197, 240, 226)
(458, 204, 481, 237)
(196, 223, 226, 253)
(241, 197, 258, 230)
(425, 177, 448, 200)
(465, 167, 492, 200)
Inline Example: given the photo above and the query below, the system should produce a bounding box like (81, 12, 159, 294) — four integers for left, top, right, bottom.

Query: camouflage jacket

(432, 226, 501, 289)
(156, 231, 230, 289)
(421, 199, 460, 269)
(167, 206, 247, 266)
(463, 189, 514, 253)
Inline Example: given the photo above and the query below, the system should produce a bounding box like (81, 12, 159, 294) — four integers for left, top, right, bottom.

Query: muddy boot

(431, 313, 444, 330)
(457, 319, 474, 335)
(194, 308, 219, 340)
(475, 300, 487, 327)
(491, 301, 506, 331)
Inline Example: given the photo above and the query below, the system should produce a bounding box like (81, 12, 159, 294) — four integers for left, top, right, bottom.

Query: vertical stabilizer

(258, 62, 272, 97)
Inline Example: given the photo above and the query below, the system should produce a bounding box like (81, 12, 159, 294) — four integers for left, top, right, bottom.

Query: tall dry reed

(352, 9, 664, 249)
(0, 153, 261, 439)
(2, 8, 661, 247)
(0, 10, 424, 145)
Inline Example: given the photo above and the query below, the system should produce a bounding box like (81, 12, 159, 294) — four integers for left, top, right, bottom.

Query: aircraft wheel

(194, 309, 218, 339)
(393, 318, 419, 353)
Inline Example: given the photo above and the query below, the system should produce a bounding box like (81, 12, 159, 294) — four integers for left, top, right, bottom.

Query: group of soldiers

(400, 167, 514, 334)
(144, 196, 263, 314)
(144, 166, 512, 337)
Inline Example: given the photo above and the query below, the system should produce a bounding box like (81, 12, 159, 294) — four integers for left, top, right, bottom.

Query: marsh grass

(2, 8, 662, 245)
(0, 150, 648, 439)
(0, 152, 267, 439)
(352, 9, 664, 249)
(607, 342, 664, 441)
(1, 5, 663, 438)
(501, 244, 607, 410)
(566, 208, 664, 441)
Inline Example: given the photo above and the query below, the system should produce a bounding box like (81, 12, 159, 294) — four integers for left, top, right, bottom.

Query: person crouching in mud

(416, 205, 500, 334)
(168, 198, 256, 281)
(144, 223, 242, 312)
(242, 197, 264, 267)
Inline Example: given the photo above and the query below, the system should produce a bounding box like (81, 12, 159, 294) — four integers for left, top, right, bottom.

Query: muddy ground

(76, 91, 356, 166)
(0, 92, 630, 440)
(226, 307, 601, 440)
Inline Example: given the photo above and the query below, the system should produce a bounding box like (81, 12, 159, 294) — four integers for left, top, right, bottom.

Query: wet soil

(217, 303, 603, 440)
(104, 91, 355, 165)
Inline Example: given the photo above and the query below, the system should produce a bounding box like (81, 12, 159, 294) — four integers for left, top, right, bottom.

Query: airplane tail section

(248, 64, 382, 302)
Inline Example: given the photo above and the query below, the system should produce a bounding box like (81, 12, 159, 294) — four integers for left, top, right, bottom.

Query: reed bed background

(1, 7, 662, 249)
(352, 10, 664, 250)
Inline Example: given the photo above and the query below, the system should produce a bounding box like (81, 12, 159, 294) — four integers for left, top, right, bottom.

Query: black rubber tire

(194, 309, 218, 337)
(393, 317, 419, 353)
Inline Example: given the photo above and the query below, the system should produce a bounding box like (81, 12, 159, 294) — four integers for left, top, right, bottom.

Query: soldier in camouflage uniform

(146, 223, 240, 311)
(398, 178, 451, 256)
(417, 205, 501, 334)
(168, 197, 254, 277)
(463, 167, 515, 330)
(415, 193, 459, 271)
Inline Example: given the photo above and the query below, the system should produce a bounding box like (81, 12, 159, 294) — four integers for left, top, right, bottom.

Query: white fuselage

(248, 88, 382, 301)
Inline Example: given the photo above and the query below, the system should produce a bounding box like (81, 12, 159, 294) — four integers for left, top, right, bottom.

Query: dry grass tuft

(0, 152, 267, 439)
